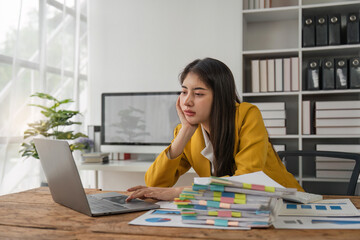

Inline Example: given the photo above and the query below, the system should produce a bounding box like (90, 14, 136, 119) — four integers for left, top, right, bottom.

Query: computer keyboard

(87, 195, 126, 213)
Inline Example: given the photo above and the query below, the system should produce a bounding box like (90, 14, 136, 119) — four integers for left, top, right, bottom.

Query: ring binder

(328, 14, 341, 45)
(349, 57, 360, 89)
(335, 58, 348, 89)
(322, 58, 335, 90)
(316, 15, 328, 46)
(307, 60, 320, 90)
(346, 13, 360, 44)
(303, 15, 315, 47)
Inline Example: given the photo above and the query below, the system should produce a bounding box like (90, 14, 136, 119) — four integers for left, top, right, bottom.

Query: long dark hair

(180, 58, 240, 177)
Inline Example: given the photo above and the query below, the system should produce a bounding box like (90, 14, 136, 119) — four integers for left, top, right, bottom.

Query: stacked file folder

(315, 100, 360, 135)
(315, 144, 360, 179)
(251, 102, 286, 136)
(174, 176, 297, 229)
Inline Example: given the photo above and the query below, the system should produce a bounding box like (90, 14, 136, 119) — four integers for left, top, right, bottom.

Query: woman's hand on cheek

(176, 96, 197, 133)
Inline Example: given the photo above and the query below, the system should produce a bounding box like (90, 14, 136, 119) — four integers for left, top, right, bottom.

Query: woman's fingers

(126, 188, 150, 202)
(176, 96, 186, 122)
(126, 187, 181, 202)
(144, 188, 180, 201)
(127, 185, 147, 192)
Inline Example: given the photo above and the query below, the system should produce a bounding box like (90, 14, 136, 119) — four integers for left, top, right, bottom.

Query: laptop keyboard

(87, 195, 127, 213)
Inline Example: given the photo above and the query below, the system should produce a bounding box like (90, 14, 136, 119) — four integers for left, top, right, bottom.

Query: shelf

(242, 92, 300, 97)
(302, 177, 351, 183)
(302, 0, 360, 14)
(243, 6, 299, 22)
(269, 135, 300, 139)
(301, 89, 360, 95)
(240, 0, 360, 194)
(302, 44, 360, 57)
(302, 0, 360, 7)
(243, 7, 299, 51)
(243, 48, 299, 58)
(302, 135, 360, 139)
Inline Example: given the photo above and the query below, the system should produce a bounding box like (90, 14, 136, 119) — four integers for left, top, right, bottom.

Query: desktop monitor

(101, 92, 180, 154)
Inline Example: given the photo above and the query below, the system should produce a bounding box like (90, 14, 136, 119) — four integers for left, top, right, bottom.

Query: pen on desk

(312, 219, 360, 225)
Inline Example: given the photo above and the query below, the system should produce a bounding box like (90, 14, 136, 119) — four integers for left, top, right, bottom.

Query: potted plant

(20, 92, 90, 159)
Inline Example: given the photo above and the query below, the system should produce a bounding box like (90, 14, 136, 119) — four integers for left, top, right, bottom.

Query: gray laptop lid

(34, 138, 92, 215)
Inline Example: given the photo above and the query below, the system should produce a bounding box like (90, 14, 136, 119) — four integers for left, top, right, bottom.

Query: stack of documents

(273, 198, 360, 229)
(174, 176, 297, 229)
(129, 171, 325, 230)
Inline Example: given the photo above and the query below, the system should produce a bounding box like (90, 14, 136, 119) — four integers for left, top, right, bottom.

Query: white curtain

(0, 0, 88, 195)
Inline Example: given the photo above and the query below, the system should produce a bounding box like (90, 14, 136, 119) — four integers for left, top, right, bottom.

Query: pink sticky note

(218, 210, 232, 217)
(221, 197, 234, 204)
(252, 184, 265, 191)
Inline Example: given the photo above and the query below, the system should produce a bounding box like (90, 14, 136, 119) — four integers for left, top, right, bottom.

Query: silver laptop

(34, 138, 159, 217)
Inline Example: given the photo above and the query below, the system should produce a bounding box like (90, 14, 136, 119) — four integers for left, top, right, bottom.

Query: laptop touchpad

(104, 196, 142, 204)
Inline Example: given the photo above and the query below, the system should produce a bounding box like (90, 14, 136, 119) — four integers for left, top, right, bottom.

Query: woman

(126, 58, 303, 202)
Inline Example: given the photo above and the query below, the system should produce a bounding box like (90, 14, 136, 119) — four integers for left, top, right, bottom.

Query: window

(0, 0, 88, 195)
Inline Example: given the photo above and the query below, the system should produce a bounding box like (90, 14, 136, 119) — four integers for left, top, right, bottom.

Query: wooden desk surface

(1, 187, 360, 240)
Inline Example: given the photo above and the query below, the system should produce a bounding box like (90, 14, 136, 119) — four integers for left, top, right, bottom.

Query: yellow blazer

(145, 102, 304, 191)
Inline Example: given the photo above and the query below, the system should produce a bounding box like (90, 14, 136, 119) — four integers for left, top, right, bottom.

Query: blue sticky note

(210, 184, 224, 192)
(194, 205, 207, 210)
(214, 219, 228, 227)
(193, 184, 208, 191)
(301, 205, 312, 209)
(222, 192, 235, 198)
(286, 204, 297, 209)
(330, 205, 342, 210)
(181, 215, 197, 220)
(315, 205, 327, 210)
(207, 200, 220, 208)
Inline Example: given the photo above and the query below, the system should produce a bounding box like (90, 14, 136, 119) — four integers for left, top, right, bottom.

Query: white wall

(88, 0, 242, 125)
(87, 0, 242, 191)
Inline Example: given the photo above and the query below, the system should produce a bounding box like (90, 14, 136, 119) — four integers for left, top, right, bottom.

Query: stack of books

(251, 102, 286, 135)
(245, 0, 272, 10)
(81, 152, 110, 163)
(315, 100, 360, 135)
(316, 144, 360, 179)
(251, 57, 299, 93)
(174, 176, 297, 229)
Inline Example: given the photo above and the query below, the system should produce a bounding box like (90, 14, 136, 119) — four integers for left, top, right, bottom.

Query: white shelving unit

(240, 0, 360, 194)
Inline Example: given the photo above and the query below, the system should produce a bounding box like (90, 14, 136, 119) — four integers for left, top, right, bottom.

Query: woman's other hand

(126, 185, 184, 202)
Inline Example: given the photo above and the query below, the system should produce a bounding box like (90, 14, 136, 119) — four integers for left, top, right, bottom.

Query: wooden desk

(1, 187, 360, 240)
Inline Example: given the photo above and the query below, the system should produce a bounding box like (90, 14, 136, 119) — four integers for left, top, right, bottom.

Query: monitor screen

(101, 92, 180, 146)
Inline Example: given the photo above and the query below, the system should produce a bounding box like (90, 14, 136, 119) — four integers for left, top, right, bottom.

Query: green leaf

(21, 92, 87, 160)
(28, 104, 51, 111)
(58, 99, 73, 105)
(31, 92, 59, 102)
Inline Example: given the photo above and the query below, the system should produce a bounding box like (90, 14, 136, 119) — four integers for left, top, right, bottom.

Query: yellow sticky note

(243, 183, 252, 189)
(265, 186, 275, 192)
